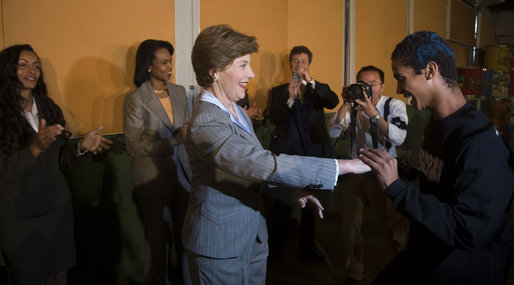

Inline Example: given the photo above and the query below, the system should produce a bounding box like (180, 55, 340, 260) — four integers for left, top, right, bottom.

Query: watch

(370, 114, 380, 124)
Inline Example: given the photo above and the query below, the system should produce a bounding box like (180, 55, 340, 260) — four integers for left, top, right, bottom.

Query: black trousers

(268, 196, 316, 258)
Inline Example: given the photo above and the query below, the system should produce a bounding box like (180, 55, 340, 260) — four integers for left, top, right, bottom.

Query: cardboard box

(492, 71, 509, 98)
(482, 69, 493, 97)
(457, 67, 482, 97)
(510, 68, 514, 97)
(485, 45, 511, 73)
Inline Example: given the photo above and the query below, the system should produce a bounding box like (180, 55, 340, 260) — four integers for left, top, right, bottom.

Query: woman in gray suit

(124, 40, 191, 285)
(183, 24, 371, 285)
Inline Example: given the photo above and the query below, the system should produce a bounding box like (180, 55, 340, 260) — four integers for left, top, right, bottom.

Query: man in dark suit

(268, 45, 339, 261)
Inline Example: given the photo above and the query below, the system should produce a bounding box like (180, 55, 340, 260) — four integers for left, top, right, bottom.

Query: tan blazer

(123, 81, 191, 196)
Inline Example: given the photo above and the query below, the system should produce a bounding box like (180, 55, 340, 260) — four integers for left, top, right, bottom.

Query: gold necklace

(154, 84, 168, 94)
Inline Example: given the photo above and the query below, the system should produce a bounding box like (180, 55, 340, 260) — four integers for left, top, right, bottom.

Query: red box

(457, 67, 482, 97)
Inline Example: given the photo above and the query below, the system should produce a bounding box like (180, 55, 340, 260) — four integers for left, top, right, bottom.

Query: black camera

(343, 81, 372, 102)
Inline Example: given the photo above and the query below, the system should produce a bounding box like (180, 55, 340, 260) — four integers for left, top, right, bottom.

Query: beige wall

(287, 0, 344, 106)
(0, 1, 3, 49)
(2, 0, 175, 135)
(449, 0, 476, 67)
(355, 0, 408, 100)
(1, 0, 484, 134)
(200, 0, 344, 111)
(414, 0, 446, 35)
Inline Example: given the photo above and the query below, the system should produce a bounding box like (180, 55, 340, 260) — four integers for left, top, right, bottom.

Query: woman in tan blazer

(124, 39, 191, 285)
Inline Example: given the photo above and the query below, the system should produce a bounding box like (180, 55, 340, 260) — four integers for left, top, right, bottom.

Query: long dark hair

(133, 39, 174, 87)
(0, 44, 65, 154)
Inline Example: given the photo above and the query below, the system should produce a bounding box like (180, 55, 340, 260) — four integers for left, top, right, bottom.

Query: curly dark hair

(133, 39, 174, 87)
(391, 31, 458, 88)
(289, 45, 313, 64)
(0, 44, 65, 154)
(192, 24, 259, 87)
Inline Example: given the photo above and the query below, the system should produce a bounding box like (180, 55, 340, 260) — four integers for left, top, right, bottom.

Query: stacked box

(457, 67, 464, 89)
(480, 98, 491, 118)
(458, 67, 482, 97)
(489, 98, 509, 126)
(510, 68, 514, 97)
(492, 71, 510, 98)
(485, 45, 511, 73)
(482, 69, 493, 97)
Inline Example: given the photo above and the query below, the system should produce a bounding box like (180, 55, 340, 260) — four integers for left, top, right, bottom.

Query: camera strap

(370, 120, 378, 148)
(350, 106, 358, 155)
(370, 97, 393, 149)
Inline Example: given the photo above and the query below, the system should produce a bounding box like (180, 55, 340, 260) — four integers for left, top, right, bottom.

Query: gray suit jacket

(123, 81, 191, 196)
(182, 99, 337, 259)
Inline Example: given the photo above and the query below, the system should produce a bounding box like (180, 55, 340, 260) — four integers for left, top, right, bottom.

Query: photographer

(328, 65, 408, 285)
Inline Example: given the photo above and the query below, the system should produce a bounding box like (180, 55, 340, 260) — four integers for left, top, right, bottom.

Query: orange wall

(355, 0, 408, 100)
(0, 1, 4, 49)
(287, 0, 344, 107)
(2, 0, 484, 133)
(200, 0, 344, 112)
(414, 0, 446, 35)
(2, 0, 175, 135)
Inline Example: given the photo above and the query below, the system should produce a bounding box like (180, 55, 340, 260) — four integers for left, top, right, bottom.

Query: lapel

(141, 81, 175, 132)
(166, 82, 185, 126)
(233, 105, 261, 146)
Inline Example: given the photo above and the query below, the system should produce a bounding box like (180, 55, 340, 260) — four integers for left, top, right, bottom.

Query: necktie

(298, 83, 306, 103)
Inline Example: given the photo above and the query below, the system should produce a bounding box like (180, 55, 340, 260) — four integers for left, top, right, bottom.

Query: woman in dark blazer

(0, 44, 111, 285)
(123, 39, 192, 285)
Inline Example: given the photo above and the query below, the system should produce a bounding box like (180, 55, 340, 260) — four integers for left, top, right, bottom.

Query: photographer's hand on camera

(355, 91, 379, 119)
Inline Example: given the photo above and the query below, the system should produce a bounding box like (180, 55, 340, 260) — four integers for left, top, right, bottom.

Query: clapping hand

(31, 118, 64, 157)
(78, 126, 113, 154)
(173, 125, 188, 145)
(244, 103, 263, 120)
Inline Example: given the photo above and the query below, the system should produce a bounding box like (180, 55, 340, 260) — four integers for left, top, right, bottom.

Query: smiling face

(215, 54, 254, 105)
(149, 48, 173, 82)
(392, 58, 431, 110)
(17, 49, 41, 91)
(290, 53, 310, 76)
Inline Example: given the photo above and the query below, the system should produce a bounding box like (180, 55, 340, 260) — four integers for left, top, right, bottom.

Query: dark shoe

(344, 277, 360, 285)
(301, 247, 325, 261)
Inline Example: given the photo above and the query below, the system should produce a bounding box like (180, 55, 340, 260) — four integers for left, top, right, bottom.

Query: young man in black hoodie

(359, 31, 513, 284)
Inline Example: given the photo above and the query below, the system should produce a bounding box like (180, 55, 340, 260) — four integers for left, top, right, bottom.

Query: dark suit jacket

(269, 80, 339, 158)
(182, 98, 338, 259)
(0, 101, 77, 281)
(124, 81, 192, 197)
(0, 105, 76, 218)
